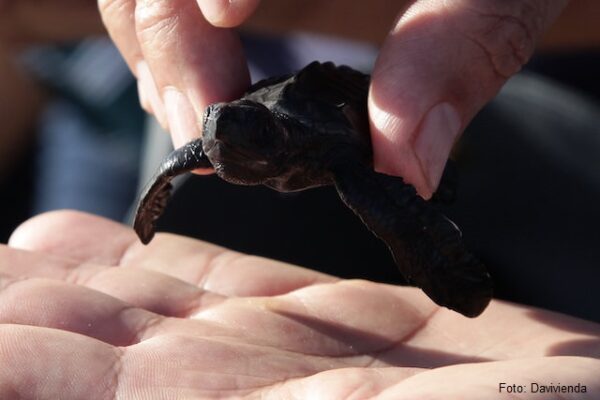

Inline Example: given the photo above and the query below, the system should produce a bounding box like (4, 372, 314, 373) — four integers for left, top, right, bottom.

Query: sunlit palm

(0, 211, 598, 399)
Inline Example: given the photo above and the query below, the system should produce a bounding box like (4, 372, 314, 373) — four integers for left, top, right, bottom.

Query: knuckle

(459, 1, 542, 79)
(98, 0, 131, 20)
(134, 0, 180, 42)
(479, 17, 536, 78)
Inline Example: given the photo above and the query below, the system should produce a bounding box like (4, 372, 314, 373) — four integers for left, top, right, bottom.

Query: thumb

(369, 0, 567, 198)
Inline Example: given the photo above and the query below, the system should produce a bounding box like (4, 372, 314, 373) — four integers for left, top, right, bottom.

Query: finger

(135, 0, 250, 147)
(98, 0, 141, 73)
(0, 324, 342, 399)
(98, 0, 169, 127)
(379, 357, 600, 399)
(273, 358, 600, 399)
(391, 295, 600, 362)
(0, 275, 236, 345)
(9, 210, 136, 265)
(9, 211, 336, 296)
(127, 234, 337, 297)
(0, 272, 424, 368)
(0, 276, 157, 345)
(208, 280, 599, 363)
(136, 60, 169, 128)
(0, 265, 397, 358)
(261, 367, 422, 400)
(194, 280, 441, 360)
(197, 0, 261, 27)
(0, 325, 121, 400)
(120, 333, 352, 398)
(369, 0, 567, 198)
(0, 245, 224, 316)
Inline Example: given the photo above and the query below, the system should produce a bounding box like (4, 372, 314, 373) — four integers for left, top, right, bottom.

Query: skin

(97, 0, 569, 198)
(2, 0, 598, 196)
(0, 3, 596, 396)
(1, 210, 599, 399)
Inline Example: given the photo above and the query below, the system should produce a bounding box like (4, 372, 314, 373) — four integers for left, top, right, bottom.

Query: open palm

(1, 210, 598, 399)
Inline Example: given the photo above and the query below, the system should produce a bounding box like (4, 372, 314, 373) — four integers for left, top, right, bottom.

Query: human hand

(98, 0, 569, 198)
(97, 0, 256, 148)
(2, 210, 599, 399)
(369, 0, 569, 197)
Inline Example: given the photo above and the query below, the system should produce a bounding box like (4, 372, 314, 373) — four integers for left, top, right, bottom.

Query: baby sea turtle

(134, 61, 493, 317)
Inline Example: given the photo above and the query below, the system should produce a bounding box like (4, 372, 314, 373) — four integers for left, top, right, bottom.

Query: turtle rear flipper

(134, 138, 211, 244)
(332, 163, 492, 317)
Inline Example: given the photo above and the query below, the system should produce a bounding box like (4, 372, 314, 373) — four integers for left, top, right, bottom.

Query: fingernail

(164, 88, 200, 148)
(197, 0, 226, 24)
(136, 80, 150, 113)
(136, 61, 168, 129)
(414, 102, 461, 192)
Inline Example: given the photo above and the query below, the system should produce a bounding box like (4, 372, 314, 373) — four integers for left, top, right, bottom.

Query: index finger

(98, 0, 251, 145)
(9, 210, 337, 296)
(134, 0, 250, 147)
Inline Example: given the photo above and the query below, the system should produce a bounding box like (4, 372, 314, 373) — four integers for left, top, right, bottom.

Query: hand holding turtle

(2, 211, 599, 399)
(132, 62, 493, 317)
(369, 0, 568, 197)
(97, 0, 255, 146)
(98, 0, 568, 197)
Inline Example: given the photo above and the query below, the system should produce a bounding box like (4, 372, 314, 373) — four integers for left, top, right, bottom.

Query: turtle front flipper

(134, 138, 211, 244)
(332, 163, 492, 317)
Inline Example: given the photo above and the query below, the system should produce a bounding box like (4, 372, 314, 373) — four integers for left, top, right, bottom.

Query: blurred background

(1, 0, 599, 321)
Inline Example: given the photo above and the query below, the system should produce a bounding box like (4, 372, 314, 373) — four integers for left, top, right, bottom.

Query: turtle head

(202, 100, 286, 185)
